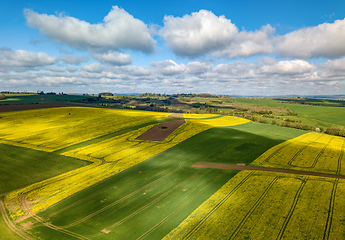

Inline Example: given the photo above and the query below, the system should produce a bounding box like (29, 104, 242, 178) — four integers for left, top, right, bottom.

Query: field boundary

(0, 103, 93, 112)
(192, 162, 345, 179)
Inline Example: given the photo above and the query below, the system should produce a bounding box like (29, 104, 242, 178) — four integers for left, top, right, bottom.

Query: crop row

(251, 132, 345, 175)
(0, 107, 170, 152)
(5, 115, 249, 221)
(164, 171, 345, 239)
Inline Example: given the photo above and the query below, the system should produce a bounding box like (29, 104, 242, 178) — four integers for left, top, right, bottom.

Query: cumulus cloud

(213, 25, 274, 58)
(24, 6, 155, 53)
(81, 63, 103, 73)
(318, 57, 345, 78)
(186, 62, 212, 74)
(0, 48, 56, 70)
(275, 18, 345, 58)
(320, 57, 345, 72)
(60, 55, 88, 65)
(159, 10, 274, 58)
(259, 59, 316, 76)
(91, 51, 131, 66)
(150, 60, 185, 75)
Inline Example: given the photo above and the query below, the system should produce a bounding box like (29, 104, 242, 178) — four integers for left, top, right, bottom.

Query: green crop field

(1, 105, 345, 239)
(0, 144, 85, 194)
(0, 94, 88, 105)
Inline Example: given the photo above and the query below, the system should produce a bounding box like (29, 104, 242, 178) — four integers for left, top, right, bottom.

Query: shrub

(325, 127, 341, 136)
(250, 116, 259, 122)
(259, 118, 269, 124)
(301, 124, 313, 131)
(283, 121, 291, 127)
(312, 126, 321, 132)
(338, 129, 345, 137)
(0, 94, 6, 100)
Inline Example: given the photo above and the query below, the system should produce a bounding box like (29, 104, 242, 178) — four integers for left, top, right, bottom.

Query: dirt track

(192, 162, 345, 179)
(136, 114, 185, 141)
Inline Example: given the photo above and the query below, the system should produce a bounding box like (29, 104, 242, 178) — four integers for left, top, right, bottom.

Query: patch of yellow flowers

(163, 170, 342, 240)
(0, 107, 170, 152)
(251, 132, 345, 174)
(3, 109, 249, 220)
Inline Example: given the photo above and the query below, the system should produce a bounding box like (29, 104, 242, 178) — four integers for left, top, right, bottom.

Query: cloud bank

(3, 7, 345, 95)
(0, 48, 56, 71)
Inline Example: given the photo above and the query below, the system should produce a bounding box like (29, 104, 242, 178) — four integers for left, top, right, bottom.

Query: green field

(0, 94, 88, 105)
(1, 112, 297, 239)
(1, 105, 345, 239)
(0, 144, 85, 194)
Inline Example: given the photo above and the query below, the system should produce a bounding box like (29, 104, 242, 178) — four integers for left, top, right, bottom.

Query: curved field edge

(15, 122, 298, 239)
(0, 143, 86, 195)
(251, 132, 345, 175)
(3, 111, 249, 221)
(163, 170, 345, 240)
(0, 106, 172, 152)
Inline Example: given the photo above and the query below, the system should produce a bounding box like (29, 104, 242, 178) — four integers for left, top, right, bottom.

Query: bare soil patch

(101, 229, 111, 234)
(0, 103, 87, 113)
(136, 114, 185, 141)
(192, 162, 345, 179)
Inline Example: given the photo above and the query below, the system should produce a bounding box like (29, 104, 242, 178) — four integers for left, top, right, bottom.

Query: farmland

(251, 132, 345, 175)
(164, 171, 345, 240)
(1, 101, 345, 239)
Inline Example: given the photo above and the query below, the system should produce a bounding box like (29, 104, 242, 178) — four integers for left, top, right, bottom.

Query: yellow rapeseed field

(251, 132, 345, 174)
(163, 170, 345, 239)
(0, 107, 170, 152)
(3, 110, 249, 220)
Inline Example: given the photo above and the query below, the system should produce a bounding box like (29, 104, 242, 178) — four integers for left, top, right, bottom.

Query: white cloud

(24, 6, 155, 53)
(213, 25, 274, 58)
(186, 62, 212, 74)
(259, 59, 316, 76)
(0, 48, 56, 70)
(81, 63, 103, 73)
(320, 57, 345, 72)
(160, 10, 237, 57)
(213, 61, 257, 79)
(275, 18, 345, 58)
(92, 51, 131, 66)
(150, 60, 185, 75)
(317, 57, 345, 78)
(2, 53, 345, 96)
(60, 55, 88, 64)
(159, 10, 274, 58)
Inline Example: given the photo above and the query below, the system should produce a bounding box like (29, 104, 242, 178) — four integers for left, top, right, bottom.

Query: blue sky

(1, 0, 345, 95)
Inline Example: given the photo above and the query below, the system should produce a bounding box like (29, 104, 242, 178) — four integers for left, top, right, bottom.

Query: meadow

(1, 103, 345, 239)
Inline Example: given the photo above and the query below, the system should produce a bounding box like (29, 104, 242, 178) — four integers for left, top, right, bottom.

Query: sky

(1, 0, 345, 96)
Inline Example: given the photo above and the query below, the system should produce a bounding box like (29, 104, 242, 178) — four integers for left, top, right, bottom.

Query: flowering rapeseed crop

(251, 132, 345, 174)
(4, 111, 249, 220)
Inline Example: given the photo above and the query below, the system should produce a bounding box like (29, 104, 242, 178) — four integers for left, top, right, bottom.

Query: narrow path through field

(192, 162, 345, 179)
(0, 200, 34, 240)
(19, 194, 90, 240)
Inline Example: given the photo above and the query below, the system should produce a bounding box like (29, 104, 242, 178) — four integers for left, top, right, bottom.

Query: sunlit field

(1, 105, 344, 239)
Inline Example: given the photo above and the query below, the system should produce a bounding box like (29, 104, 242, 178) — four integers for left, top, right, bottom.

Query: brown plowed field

(0, 103, 87, 112)
(136, 114, 185, 141)
(192, 162, 345, 179)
